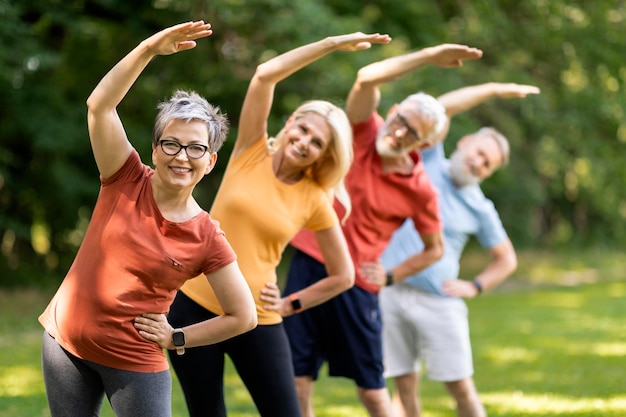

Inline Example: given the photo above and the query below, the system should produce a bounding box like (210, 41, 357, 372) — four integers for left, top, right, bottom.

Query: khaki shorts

(380, 283, 473, 382)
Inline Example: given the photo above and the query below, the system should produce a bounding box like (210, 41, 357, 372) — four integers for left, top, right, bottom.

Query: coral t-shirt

(290, 112, 442, 293)
(39, 150, 236, 372)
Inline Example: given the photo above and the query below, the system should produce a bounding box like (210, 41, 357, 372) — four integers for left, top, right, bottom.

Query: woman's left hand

(332, 32, 392, 52)
(134, 313, 174, 349)
(260, 282, 289, 316)
(144, 20, 213, 56)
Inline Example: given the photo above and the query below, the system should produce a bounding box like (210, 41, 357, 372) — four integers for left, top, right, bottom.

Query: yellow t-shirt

(180, 137, 337, 324)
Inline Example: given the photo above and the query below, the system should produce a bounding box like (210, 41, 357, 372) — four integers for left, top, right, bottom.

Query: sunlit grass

(1, 249, 625, 417)
(485, 392, 626, 416)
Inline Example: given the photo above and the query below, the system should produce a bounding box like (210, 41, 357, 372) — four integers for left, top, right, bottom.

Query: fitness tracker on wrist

(289, 293, 303, 314)
(172, 328, 186, 356)
(472, 279, 483, 295)
(385, 271, 394, 286)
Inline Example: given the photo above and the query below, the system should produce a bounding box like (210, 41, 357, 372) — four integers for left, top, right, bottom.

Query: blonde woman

(164, 32, 390, 417)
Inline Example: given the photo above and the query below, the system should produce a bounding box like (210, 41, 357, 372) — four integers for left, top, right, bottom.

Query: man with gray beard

(376, 82, 540, 417)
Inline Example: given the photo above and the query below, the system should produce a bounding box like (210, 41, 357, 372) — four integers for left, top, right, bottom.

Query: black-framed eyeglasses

(394, 113, 421, 143)
(158, 139, 209, 159)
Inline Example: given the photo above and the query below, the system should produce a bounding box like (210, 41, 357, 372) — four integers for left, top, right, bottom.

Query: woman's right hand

(331, 32, 392, 52)
(143, 20, 213, 57)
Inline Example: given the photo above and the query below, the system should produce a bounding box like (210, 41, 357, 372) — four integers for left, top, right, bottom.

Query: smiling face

(280, 112, 332, 169)
(449, 131, 506, 187)
(151, 118, 217, 191)
(375, 102, 441, 158)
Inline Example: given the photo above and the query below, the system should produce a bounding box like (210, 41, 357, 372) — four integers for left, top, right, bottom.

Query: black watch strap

(385, 271, 394, 286)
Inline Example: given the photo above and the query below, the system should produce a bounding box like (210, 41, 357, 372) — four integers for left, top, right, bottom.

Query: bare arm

(86, 21, 212, 178)
(134, 261, 257, 350)
(234, 32, 391, 159)
(386, 230, 444, 284)
(442, 238, 517, 298)
(438, 82, 541, 118)
(361, 230, 444, 288)
(346, 43, 483, 124)
(260, 224, 354, 316)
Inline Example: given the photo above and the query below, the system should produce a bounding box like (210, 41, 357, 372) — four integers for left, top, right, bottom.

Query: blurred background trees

(1, 0, 624, 286)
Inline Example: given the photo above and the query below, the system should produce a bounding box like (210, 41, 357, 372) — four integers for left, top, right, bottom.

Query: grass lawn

(1, 248, 624, 416)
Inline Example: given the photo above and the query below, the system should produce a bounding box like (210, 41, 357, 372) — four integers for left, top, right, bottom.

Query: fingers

(498, 84, 541, 98)
(366, 33, 392, 45)
(335, 32, 392, 52)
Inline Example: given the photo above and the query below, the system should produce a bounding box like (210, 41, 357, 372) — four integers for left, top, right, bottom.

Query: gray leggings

(41, 332, 171, 417)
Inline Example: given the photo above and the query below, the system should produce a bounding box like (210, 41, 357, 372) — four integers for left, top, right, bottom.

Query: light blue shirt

(380, 143, 507, 296)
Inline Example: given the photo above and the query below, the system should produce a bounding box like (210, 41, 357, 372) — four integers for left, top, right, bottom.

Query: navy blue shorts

(283, 249, 385, 389)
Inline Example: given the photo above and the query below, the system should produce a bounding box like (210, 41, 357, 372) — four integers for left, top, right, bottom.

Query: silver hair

(153, 90, 229, 153)
(475, 127, 510, 167)
(400, 92, 448, 145)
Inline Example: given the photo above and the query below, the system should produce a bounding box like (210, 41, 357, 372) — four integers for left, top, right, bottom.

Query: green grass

(1, 248, 625, 417)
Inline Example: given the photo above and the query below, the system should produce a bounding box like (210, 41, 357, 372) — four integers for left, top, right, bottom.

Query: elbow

(238, 297, 258, 333)
(341, 269, 356, 291)
(508, 252, 518, 275)
(331, 266, 356, 294)
(86, 94, 100, 114)
(245, 299, 259, 331)
(355, 66, 379, 87)
(246, 314, 258, 332)
(252, 62, 277, 85)
(241, 309, 258, 334)
(86, 95, 108, 119)
(432, 243, 444, 262)
(341, 259, 356, 291)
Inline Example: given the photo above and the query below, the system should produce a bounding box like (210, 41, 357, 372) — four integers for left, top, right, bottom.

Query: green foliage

(0, 0, 624, 286)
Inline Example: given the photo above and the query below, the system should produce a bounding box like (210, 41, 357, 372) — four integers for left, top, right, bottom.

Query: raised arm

(86, 21, 213, 178)
(233, 32, 391, 158)
(346, 43, 483, 124)
(438, 82, 541, 118)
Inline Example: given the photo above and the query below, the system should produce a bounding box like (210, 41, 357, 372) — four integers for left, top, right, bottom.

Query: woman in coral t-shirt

(39, 21, 256, 417)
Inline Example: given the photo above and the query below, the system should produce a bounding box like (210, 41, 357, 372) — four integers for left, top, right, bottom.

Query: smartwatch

(385, 271, 394, 286)
(172, 328, 186, 356)
(472, 279, 483, 295)
(289, 293, 303, 314)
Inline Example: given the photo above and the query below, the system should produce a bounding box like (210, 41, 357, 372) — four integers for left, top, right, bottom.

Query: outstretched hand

(493, 83, 541, 98)
(427, 43, 483, 68)
(144, 20, 213, 56)
(332, 32, 392, 52)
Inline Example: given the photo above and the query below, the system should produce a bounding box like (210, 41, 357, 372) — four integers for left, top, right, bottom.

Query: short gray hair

(153, 90, 229, 153)
(475, 127, 510, 167)
(401, 92, 447, 146)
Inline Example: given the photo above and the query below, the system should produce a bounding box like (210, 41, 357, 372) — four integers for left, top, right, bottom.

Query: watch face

(173, 330, 185, 347)
(291, 298, 302, 311)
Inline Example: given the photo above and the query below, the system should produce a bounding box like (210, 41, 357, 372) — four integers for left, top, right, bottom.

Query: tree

(1, 0, 624, 287)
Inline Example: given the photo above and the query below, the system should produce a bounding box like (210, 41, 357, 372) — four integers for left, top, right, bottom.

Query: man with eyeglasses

(378, 82, 540, 417)
(284, 44, 483, 417)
